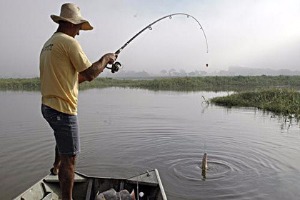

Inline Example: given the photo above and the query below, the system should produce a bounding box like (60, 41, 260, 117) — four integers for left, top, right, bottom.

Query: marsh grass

(2, 76, 300, 118)
(1, 76, 300, 91)
(211, 88, 300, 118)
(0, 78, 40, 91)
(80, 76, 300, 91)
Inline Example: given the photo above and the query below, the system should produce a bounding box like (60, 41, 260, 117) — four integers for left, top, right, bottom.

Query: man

(40, 3, 117, 200)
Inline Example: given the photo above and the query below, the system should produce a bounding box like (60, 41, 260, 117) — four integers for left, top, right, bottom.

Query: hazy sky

(1, 0, 300, 77)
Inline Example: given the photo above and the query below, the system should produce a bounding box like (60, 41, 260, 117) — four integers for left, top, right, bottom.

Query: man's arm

(79, 53, 116, 83)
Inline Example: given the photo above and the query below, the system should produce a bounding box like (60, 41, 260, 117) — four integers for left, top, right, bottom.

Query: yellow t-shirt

(40, 32, 91, 115)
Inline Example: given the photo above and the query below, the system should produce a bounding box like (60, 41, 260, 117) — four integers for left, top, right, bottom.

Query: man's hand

(102, 53, 118, 65)
(79, 53, 118, 83)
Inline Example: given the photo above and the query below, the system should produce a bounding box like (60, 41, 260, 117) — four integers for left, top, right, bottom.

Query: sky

(0, 0, 300, 77)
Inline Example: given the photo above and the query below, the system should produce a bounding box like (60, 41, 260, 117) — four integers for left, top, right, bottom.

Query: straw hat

(51, 3, 93, 30)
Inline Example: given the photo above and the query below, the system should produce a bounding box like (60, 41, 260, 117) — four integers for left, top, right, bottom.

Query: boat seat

(44, 173, 87, 183)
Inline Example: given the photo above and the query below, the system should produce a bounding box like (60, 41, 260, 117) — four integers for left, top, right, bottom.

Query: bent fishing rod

(106, 13, 209, 73)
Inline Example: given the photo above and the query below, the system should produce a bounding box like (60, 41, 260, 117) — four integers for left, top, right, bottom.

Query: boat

(14, 169, 167, 200)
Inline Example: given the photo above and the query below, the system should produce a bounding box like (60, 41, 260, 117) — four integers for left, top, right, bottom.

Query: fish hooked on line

(201, 153, 208, 170)
(201, 153, 208, 179)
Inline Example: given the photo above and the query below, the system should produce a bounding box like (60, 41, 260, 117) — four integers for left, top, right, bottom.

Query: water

(1, 88, 300, 200)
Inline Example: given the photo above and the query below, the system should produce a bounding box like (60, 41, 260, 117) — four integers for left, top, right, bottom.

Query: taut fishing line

(106, 13, 209, 73)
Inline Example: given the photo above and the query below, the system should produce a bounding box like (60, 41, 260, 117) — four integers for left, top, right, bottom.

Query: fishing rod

(106, 13, 209, 73)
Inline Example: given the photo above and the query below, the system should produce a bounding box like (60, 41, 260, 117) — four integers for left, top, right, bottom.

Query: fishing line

(204, 138, 207, 152)
(106, 13, 209, 73)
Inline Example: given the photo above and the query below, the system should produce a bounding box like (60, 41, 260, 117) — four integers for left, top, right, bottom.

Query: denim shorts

(41, 104, 80, 156)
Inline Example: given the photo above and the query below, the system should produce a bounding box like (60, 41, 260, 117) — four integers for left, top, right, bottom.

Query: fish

(201, 153, 208, 179)
(201, 153, 208, 171)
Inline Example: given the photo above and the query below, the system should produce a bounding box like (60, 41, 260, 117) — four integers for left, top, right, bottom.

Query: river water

(1, 88, 300, 200)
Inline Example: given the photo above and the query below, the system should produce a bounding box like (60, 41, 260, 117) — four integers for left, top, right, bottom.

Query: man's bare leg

(59, 154, 76, 200)
(52, 146, 61, 175)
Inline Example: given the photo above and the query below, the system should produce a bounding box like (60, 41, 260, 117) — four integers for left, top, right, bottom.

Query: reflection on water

(1, 88, 300, 200)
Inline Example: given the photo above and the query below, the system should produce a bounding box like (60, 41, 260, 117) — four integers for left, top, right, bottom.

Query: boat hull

(14, 169, 167, 200)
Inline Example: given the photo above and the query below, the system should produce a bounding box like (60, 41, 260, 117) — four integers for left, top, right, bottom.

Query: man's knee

(60, 155, 76, 167)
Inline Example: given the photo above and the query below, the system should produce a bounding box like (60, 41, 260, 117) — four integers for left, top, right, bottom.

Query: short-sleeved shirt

(40, 32, 91, 115)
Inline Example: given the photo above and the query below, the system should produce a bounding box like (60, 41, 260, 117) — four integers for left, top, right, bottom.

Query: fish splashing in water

(201, 153, 208, 179)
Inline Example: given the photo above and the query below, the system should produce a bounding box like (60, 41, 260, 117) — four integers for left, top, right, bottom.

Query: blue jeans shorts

(41, 104, 80, 156)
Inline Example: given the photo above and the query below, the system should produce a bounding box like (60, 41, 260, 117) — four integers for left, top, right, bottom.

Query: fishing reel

(106, 61, 122, 73)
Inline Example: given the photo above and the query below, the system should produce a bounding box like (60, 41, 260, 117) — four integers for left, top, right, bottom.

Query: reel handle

(106, 61, 122, 73)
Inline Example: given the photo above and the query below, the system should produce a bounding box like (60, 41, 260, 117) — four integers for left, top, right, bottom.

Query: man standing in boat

(40, 3, 117, 200)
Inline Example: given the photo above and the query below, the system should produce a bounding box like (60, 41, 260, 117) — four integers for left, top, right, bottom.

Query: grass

(1, 76, 300, 118)
(211, 88, 300, 118)
(0, 78, 40, 91)
(1, 75, 300, 91)
(68, 75, 300, 91)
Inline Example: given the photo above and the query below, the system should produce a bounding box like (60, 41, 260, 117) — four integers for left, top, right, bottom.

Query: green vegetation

(0, 78, 40, 91)
(79, 75, 300, 91)
(1, 75, 300, 118)
(211, 88, 300, 118)
(1, 75, 300, 91)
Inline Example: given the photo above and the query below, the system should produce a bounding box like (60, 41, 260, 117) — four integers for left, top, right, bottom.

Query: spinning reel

(106, 61, 122, 73)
